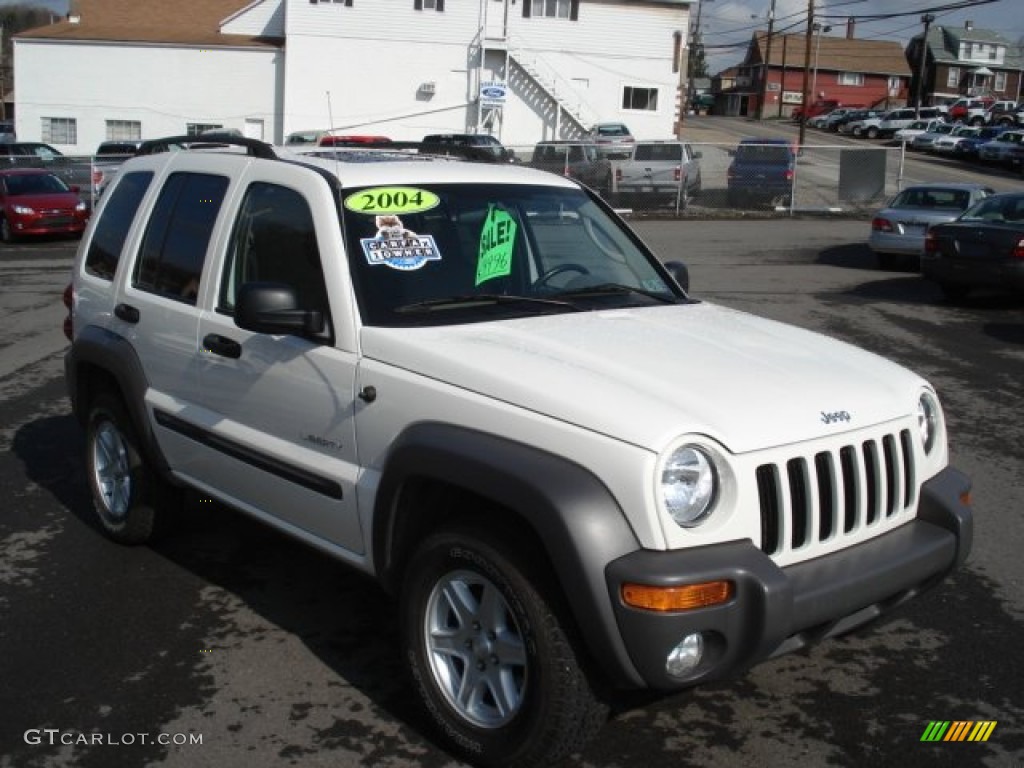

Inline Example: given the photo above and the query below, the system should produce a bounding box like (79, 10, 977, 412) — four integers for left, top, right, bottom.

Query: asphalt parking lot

(1, 208, 1022, 767)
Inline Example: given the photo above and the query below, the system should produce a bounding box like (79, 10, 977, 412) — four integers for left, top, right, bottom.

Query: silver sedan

(868, 183, 995, 269)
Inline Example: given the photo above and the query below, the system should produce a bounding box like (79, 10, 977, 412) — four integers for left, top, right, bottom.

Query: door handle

(114, 303, 139, 323)
(202, 333, 242, 359)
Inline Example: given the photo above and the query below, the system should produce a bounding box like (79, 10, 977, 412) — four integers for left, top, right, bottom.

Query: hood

(360, 303, 924, 454)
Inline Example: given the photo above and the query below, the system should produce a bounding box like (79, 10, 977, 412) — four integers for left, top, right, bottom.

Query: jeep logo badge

(821, 410, 852, 425)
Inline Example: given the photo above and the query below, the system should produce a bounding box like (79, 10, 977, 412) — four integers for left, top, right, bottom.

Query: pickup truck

(612, 140, 702, 207)
(726, 138, 796, 208)
(0, 141, 131, 203)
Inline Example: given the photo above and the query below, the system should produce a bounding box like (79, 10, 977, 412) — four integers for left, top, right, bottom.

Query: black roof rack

(136, 134, 278, 159)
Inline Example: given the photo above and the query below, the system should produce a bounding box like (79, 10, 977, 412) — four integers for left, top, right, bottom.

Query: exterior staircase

(504, 39, 598, 135)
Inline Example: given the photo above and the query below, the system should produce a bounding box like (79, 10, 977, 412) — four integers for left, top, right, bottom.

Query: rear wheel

(85, 393, 173, 544)
(877, 253, 898, 271)
(866, 126, 880, 139)
(939, 282, 971, 302)
(400, 525, 607, 768)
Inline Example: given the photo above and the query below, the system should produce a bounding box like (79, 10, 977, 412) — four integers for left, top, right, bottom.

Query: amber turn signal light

(622, 580, 734, 612)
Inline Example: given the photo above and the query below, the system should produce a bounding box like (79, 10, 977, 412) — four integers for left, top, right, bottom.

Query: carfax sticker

(344, 186, 440, 214)
(361, 215, 441, 271)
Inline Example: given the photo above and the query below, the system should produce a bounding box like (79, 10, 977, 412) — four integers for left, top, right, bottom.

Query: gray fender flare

(65, 325, 172, 478)
(373, 421, 648, 688)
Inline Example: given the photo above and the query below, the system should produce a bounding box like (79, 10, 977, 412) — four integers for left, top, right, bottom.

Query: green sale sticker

(476, 205, 517, 285)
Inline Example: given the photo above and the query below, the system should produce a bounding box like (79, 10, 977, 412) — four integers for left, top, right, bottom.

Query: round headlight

(661, 445, 717, 527)
(917, 393, 939, 454)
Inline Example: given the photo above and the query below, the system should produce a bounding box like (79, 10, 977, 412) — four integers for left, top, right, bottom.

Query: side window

(84, 171, 154, 280)
(133, 172, 228, 304)
(219, 182, 328, 324)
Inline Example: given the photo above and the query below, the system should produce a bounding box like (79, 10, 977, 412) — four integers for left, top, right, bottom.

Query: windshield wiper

(395, 293, 582, 314)
(554, 283, 679, 304)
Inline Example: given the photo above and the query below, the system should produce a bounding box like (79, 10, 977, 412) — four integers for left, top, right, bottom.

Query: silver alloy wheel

(92, 420, 132, 520)
(423, 568, 528, 729)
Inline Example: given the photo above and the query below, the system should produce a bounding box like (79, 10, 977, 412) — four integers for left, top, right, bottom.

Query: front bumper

(605, 466, 972, 690)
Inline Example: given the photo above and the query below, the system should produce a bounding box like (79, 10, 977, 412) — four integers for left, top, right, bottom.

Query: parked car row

(867, 182, 1024, 302)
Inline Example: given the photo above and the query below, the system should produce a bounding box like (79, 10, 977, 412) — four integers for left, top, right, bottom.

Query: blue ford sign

(480, 82, 507, 106)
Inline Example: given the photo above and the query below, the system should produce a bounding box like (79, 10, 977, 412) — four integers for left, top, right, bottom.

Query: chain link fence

(503, 141, 907, 217)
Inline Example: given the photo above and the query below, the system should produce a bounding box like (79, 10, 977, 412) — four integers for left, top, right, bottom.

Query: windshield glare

(342, 183, 680, 326)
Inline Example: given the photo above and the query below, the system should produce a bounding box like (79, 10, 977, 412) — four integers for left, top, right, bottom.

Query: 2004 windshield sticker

(345, 187, 442, 271)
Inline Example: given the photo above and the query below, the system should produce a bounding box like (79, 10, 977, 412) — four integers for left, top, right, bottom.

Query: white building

(14, 0, 692, 152)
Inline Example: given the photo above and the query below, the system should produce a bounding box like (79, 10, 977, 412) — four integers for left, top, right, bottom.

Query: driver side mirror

(235, 282, 325, 336)
(663, 260, 690, 293)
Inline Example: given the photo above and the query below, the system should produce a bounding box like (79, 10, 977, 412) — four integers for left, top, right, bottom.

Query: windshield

(342, 183, 683, 327)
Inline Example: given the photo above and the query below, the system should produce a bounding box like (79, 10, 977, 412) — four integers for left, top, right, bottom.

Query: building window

(186, 123, 223, 136)
(42, 117, 77, 145)
(947, 67, 960, 88)
(523, 0, 578, 20)
(837, 72, 864, 86)
(995, 71, 1007, 92)
(622, 86, 658, 112)
(106, 120, 142, 141)
(414, 0, 444, 9)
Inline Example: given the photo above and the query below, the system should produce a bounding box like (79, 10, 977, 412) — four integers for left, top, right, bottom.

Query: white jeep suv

(64, 136, 973, 768)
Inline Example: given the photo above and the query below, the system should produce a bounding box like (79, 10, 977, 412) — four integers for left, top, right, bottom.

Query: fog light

(666, 633, 704, 678)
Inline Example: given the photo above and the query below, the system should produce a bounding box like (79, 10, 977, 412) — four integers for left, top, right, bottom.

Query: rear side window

(84, 171, 153, 280)
(634, 144, 682, 162)
(133, 172, 229, 304)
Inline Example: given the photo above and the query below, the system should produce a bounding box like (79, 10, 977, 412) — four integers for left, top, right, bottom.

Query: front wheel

(0, 217, 16, 243)
(400, 526, 607, 768)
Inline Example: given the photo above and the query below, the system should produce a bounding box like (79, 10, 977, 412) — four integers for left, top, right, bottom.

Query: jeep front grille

(756, 429, 917, 557)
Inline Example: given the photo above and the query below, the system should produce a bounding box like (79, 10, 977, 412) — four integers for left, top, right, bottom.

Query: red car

(0, 168, 90, 242)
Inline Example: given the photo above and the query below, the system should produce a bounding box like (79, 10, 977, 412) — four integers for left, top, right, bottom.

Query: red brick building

(718, 27, 911, 119)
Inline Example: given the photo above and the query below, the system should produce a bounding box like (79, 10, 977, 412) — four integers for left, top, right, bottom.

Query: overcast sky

(699, 0, 1023, 74)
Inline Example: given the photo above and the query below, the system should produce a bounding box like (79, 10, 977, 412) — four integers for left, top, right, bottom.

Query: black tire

(400, 526, 607, 768)
(85, 392, 169, 544)
(866, 126, 879, 139)
(877, 253, 897, 271)
(0, 217, 15, 243)
(939, 282, 971, 302)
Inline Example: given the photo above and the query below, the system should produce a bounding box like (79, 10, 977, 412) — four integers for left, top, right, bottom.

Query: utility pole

(797, 0, 814, 150)
(915, 13, 935, 116)
(757, 0, 776, 120)
(686, 0, 713, 124)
